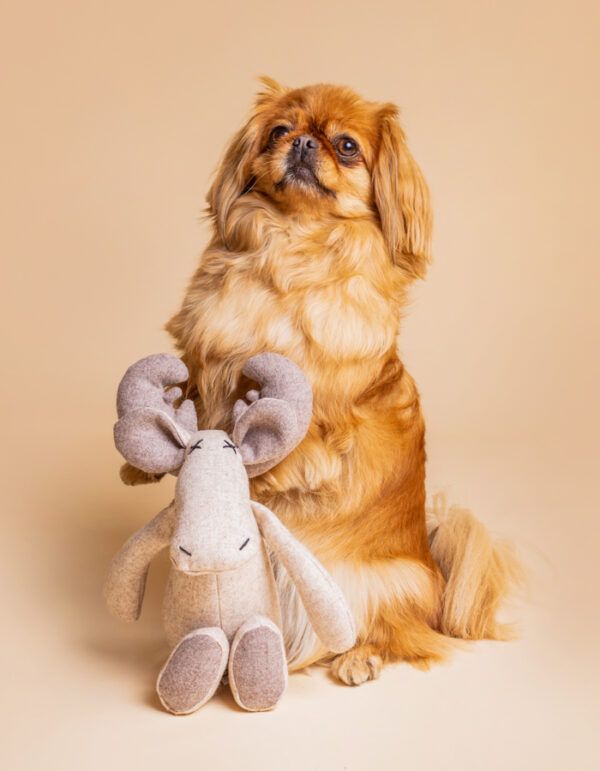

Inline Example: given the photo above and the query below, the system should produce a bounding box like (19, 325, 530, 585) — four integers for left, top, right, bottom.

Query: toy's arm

(104, 502, 176, 622)
(251, 500, 356, 654)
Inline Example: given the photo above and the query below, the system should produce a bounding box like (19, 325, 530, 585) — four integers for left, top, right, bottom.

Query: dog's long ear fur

(207, 77, 288, 247)
(372, 105, 432, 279)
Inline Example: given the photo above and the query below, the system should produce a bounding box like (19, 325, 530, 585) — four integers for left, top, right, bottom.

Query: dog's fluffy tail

(427, 494, 523, 640)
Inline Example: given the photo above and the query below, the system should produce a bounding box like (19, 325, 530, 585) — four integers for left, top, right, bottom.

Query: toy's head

(114, 352, 312, 573)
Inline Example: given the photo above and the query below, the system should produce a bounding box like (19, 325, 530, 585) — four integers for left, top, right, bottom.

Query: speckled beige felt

(105, 353, 355, 714)
(228, 616, 287, 712)
(156, 627, 229, 715)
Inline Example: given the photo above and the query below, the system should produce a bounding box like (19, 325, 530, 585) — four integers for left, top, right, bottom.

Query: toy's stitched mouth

(170, 556, 241, 575)
(179, 545, 192, 556)
(239, 537, 250, 551)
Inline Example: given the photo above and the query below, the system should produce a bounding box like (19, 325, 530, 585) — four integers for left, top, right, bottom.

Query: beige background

(2, 1, 599, 769)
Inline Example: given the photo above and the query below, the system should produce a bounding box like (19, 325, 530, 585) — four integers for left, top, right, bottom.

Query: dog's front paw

(119, 463, 164, 486)
(331, 646, 383, 686)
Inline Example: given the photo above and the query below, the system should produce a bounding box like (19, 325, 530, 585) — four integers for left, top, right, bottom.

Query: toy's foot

(228, 616, 287, 712)
(157, 627, 229, 715)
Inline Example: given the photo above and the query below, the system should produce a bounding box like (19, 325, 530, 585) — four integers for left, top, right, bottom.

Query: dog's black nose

(291, 134, 319, 161)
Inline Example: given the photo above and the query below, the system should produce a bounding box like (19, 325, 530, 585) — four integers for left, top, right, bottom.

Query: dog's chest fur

(168, 206, 413, 532)
(192, 214, 403, 372)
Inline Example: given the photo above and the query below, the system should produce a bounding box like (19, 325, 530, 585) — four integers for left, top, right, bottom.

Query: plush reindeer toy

(104, 353, 355, 714)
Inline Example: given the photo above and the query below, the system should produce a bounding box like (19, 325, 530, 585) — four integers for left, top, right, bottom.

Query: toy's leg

(156, 627, 229, 715)
(228, 615, 287, 712)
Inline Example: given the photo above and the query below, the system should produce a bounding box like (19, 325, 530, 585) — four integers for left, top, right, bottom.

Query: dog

(122, 77, 519, 685)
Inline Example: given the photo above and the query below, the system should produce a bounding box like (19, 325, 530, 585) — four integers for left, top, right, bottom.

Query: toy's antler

(114, 351, 312, 478)
(114, 354, 198, 474)
(233, 353, 312, 477)
(117, 353, 197, 429)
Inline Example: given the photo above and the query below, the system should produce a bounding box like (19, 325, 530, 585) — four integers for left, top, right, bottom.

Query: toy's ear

(233, 398, 298, 475)
(114, 409, 190, 475)
(232, 353, 312, 478)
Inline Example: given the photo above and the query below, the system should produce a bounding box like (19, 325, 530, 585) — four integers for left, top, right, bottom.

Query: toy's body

(161, 505, 281, 649)
(105, 354, 355, 714)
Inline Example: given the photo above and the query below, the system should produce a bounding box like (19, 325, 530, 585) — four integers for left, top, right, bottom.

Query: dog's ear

(255, 75, 288, 104)
(206, 116, 262, 245)
(372, 104, 432, 279)
(207, 77, 288, 246)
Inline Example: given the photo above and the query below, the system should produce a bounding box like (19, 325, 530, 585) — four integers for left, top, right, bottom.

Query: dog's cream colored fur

(277, 556, 440, 671)
(124, 78, 520, 684)
(427, 494, 523, 640)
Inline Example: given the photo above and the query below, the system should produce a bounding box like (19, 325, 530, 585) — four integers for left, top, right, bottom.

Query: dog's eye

(269, 125, 290, 144)
(223, 439, 237, 453)
(335, 136, 360, 158)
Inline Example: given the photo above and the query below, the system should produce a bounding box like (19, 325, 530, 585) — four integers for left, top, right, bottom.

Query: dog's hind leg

(119, 462, 164, 486)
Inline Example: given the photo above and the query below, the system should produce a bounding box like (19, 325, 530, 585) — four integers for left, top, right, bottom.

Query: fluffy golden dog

(124, 78, 519, 685)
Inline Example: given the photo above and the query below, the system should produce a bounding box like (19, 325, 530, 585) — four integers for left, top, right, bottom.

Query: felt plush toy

(104, 352, 356, 714)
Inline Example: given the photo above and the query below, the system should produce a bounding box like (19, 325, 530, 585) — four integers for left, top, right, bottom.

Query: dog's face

(250, 86, 378, 219)
(208, 78, 432, 279)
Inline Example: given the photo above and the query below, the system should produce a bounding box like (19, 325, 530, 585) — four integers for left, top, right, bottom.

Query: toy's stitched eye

(335, 136, 360, 158)
(269, 125, 290, 144)
(223, 440, 237, 453)
(189, 439, 203, 453)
